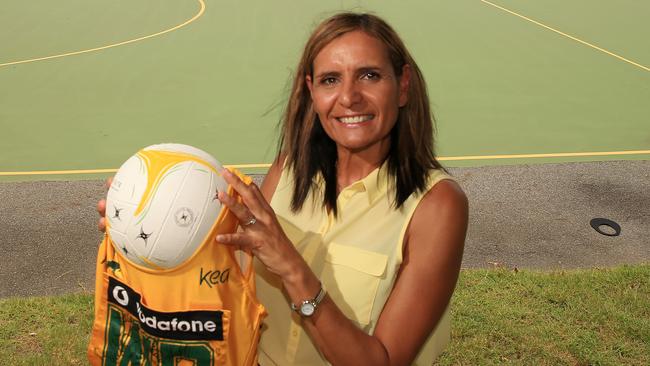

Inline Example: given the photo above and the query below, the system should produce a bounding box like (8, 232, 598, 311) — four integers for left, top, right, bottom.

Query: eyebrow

(314, 71, 340, 79)
(357, 66, 381, 75)
(314, 65, 384, 79)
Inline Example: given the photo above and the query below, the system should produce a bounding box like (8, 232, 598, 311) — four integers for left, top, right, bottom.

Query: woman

(99, 12, 467, 366)
(214, 13, 468, 365)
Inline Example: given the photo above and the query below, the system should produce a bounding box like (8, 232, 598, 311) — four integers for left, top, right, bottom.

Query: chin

(335, 138, 388, 154)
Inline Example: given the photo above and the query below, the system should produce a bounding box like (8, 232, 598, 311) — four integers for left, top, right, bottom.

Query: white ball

(106, 143, 228, 270)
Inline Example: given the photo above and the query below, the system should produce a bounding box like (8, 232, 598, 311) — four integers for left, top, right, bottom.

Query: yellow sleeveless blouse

(256, 165, 453, 365)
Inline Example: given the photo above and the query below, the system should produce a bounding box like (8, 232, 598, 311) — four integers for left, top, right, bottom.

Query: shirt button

(292, 330, 298, 337)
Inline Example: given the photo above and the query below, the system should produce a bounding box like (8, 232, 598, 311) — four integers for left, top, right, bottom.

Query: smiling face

(306, 30, 410, 160)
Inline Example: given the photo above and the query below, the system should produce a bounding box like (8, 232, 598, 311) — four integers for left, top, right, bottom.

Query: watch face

(300, 303, 315, 317)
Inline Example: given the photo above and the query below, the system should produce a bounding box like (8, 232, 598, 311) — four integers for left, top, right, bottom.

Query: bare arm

(294, 180, 467, 366)
(373, 180, 468, 365)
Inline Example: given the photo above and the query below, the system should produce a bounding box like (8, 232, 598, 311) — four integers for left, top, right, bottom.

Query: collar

(339, 163, 390, 205)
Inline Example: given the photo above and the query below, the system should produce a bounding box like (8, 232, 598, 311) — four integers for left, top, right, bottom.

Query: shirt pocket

(321, 243, 388, 326)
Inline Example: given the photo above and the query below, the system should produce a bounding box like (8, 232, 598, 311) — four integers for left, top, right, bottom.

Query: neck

(336, 145, 388, 191)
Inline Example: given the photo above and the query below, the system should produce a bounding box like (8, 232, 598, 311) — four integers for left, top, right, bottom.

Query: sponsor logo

(107, 277, 223, 340)
(199, 267, 230, 288)
(112, 285, 129, 306)
(135, 303, 219, 334)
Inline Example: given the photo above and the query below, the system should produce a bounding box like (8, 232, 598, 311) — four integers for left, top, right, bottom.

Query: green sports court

(1, 0, 648, 181)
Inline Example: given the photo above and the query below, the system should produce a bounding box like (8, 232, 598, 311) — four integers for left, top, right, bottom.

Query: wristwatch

(290, 284, 326, 317)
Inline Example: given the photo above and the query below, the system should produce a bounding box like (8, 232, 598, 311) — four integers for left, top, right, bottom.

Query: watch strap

(290, 283, 326, 313)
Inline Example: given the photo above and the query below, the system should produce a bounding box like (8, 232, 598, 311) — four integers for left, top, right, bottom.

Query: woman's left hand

(216, 169, 302, 280)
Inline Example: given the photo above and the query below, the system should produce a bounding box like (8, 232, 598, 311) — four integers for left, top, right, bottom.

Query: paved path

(1, 160, 648, 298)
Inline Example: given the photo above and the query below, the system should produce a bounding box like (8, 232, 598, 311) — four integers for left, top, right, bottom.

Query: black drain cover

(590, 218, 621, 237)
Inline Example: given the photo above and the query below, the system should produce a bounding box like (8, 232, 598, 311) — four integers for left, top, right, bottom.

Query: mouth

(336, 114, 375, 125)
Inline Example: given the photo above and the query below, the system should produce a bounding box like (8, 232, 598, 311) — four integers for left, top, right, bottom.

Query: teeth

(338, 115, 373, 124)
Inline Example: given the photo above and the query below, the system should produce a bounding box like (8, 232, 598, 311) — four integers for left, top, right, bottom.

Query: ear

(305, 74, 314, 96)
(398, 64, 411, 107)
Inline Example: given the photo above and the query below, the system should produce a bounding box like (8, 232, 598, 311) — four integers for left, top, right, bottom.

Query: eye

(319, 76, 338, 86)
(361, 71, 380, 80)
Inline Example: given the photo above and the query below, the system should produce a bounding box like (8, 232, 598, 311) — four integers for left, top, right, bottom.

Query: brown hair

(279, 12, 444, 215)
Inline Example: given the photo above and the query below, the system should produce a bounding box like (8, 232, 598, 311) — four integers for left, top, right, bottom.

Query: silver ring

(243, 217, 257, 227)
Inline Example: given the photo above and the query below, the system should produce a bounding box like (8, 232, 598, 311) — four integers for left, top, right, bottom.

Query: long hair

(279, 12, 444, 215)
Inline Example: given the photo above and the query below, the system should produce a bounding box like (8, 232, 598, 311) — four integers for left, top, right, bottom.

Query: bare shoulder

(417, 179, 468, 220)
(405, 178, 468, 258)
(259, 152, 287, 202)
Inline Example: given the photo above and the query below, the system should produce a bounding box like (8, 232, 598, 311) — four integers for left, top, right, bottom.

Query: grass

(0, 292, 93, 365)
(436, 265, 650, 365)
(1, 265, 648, 365)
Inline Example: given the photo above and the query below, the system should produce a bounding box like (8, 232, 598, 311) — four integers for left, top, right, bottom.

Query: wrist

(279, 250, 309, 286)
(290, 282, 326, 317)
(280, 255, 322, 309)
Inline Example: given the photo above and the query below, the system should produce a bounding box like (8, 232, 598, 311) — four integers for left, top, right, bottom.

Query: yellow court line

(438, 149, 650, 161)
(0, 164, 271, 177)
(2, 150, 649, 176)
(0, 169, 120, 176)
(480, 0, 650, 73)
(0, 0, 205, 68)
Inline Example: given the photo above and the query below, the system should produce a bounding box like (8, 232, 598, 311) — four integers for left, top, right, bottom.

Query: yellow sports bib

(88, 172, 266, 366)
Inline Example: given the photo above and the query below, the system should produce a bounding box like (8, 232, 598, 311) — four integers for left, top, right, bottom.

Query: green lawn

(437, 265, 650, 365)
(1, 265, 648, 365)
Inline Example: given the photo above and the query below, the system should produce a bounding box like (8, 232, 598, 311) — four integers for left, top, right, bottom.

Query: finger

(215, 232, 253, 248)
(98, 217, 106, 232)
(246, 180, 273, 211)
(223, 170, 267, 204)
(221, 169, 268, 215)
(104, 176, 113, 189)
(218, 190, 255, 225)
(97, 199, 106, 216)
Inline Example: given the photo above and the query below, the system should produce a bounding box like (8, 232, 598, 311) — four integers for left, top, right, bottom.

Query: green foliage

(1, 266, 648, 365)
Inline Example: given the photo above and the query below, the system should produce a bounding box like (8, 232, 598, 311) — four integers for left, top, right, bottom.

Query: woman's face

(306, 31, 409, 158)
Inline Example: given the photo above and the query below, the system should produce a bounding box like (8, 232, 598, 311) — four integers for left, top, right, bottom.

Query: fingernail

(216, 234, 225, 242)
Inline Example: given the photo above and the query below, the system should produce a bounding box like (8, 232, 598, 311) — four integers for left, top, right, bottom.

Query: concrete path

(1, 160, 648, 298)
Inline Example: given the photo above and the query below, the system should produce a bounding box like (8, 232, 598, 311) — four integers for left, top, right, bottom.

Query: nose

(338, 79, 362, 108)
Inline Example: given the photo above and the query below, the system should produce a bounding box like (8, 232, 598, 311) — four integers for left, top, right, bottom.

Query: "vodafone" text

(136, 303, 218, 333)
